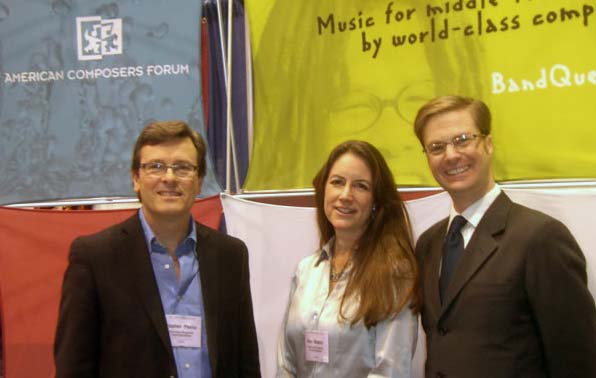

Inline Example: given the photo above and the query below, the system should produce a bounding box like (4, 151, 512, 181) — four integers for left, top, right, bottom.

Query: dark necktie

(439, 215, 467, 303)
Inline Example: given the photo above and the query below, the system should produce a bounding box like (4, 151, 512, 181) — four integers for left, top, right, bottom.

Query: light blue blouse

(277, 239, 417, 377)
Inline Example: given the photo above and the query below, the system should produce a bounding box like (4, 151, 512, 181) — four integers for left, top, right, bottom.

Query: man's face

(422, 109, 494, 207)
(132, 137, 202, 225)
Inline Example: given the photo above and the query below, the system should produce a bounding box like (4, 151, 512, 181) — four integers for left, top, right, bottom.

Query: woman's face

(323, 153, 374, 239)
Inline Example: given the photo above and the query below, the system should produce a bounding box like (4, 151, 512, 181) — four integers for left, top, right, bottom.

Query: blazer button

(438, 327, 448, 336)
(436, 372, 447, 378)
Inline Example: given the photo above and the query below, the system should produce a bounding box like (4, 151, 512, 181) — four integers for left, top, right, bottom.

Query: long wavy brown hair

(313, 140, 419, 328)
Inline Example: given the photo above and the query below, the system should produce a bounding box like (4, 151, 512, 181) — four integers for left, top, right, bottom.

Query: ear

(132, 170, 140, 194)
(484, 134, 494, 155)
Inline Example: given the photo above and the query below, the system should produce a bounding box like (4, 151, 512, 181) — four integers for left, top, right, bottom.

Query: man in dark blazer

(55, 120, 261, 378)
(413, 95, 596, 378)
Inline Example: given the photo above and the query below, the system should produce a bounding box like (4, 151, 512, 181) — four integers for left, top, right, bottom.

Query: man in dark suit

(54, 120, 260, 378)
(413, 95, 596, 378)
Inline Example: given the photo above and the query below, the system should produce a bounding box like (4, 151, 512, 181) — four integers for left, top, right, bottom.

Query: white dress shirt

(277, 238, 418, 378)
(447, 184, 502, 248)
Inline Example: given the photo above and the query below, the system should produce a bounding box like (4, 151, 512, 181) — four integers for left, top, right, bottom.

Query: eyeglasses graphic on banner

(76, 16, 123, 61)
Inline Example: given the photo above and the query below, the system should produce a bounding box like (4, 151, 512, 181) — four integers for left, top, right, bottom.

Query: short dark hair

(131, 120, 207, 177)
(414, 95, 491, 145)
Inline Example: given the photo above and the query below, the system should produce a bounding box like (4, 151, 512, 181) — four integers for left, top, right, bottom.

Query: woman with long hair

(277, 140, 419, 377)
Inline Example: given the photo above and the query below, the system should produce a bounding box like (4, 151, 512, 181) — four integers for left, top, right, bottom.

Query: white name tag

(304, 330, 329, 363)
(166, 314, 202, 348)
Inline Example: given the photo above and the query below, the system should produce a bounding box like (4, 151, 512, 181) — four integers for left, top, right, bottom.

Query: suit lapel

(195, 223, 219, 373)
(440, 193, 511, 317)
(121, 216, 174, 357)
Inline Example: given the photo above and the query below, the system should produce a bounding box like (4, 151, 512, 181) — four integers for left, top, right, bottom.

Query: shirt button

(184, 363, 190, 369)
(312, 313, 318, 320)
(438, 327, 448, 336)
(176, 295, 182, 301)
(164, 264, 170, 269)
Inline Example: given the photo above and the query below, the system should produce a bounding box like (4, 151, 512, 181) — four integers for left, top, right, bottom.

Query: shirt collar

(138, 208, 197, 256)
(448, 184, 502, 228)
(315, 237, 335, 267)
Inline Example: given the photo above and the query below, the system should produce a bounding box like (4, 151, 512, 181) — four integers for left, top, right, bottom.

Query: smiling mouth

(157, 190, 182, 197)
(446, 165, 470, 176)
(335, 207, 356, 215)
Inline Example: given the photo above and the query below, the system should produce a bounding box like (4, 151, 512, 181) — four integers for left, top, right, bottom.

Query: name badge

(304, 330, 329, 363)
(166, 314, 202, 348)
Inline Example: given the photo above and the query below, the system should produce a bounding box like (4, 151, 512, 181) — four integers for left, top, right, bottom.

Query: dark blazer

(416, 193, 596, 378)
(54, 215, 261, 378)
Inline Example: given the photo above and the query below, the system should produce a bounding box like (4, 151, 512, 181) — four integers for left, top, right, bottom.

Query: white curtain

(222, 187, 596, 378)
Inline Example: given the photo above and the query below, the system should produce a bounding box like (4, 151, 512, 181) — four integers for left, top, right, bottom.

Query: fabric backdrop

(0, 1, 222, 204)
(245, 0, 596, 189)
(0, 196, 222, 378)
(222, 188, 596, 378)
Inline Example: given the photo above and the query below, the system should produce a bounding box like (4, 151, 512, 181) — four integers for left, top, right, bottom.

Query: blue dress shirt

(139, 209, 212, 378)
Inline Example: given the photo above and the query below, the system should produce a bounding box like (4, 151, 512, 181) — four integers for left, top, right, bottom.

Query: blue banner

(0, 1, 220, 204)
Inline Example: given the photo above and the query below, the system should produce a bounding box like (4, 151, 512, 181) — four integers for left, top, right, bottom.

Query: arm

(276, 271, 299, 378)
(238, 242, 262, 378)
(54, 238, 100, 378)
(369, 305, 418, 378)
(525, 219, 596, 378)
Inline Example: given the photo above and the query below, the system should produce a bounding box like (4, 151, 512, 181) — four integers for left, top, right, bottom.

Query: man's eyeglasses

(423, 133, 486, 156)
(140, 161, 197, 178)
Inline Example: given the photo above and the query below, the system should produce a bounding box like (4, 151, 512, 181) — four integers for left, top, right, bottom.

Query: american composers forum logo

(2, 15, 190, 84)
(76, 16, 123, 61)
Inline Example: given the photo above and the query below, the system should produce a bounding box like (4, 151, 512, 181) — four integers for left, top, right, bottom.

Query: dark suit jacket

(416, 193, 596, 378)
(54, 215, 261, 378)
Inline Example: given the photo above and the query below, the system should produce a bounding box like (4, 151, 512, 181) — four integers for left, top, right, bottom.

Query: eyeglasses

(423, 133, 486, 156)
(140, 161, 198, 178)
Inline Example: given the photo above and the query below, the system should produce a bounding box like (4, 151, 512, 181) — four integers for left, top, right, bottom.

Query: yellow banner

(245, 0, 596, 190)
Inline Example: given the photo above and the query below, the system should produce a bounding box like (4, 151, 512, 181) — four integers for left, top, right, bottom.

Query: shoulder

(416, 217, 447, 248)
(298, 252, 322, 268)
(64, 215, 143, 274)
(195, 221, 248, 254)
(508, 199, 553, 222)
(496, 199, 585, 268)
(420, 218, 447, 238)
(473, 193, 574, 244)
(506, 200, 573, 237)
(70, 215, 140, 253)
(289, 251, 323, 278)
(287, 252, 325, 290)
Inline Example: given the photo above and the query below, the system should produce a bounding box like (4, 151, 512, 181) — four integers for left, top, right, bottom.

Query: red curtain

(0, 196, 222, 378)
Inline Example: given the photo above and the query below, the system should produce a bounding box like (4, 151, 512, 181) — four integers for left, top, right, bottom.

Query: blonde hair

(414, 95, 491, 145)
